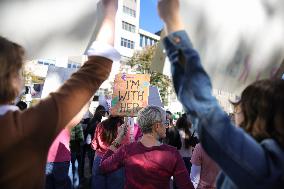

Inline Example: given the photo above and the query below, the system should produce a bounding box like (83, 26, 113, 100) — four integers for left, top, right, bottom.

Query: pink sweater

(91, 123, 130, 157)
(133, 123, 143, 141)
(47, 128, 71, 162)
(100, 142, 194, 189)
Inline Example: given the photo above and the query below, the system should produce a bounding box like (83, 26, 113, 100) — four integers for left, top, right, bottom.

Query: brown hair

(101, 116, 124, 145)
(176, 114, 192, 149)
(0, 37, 25, 104)
(237, 79, 284, 147)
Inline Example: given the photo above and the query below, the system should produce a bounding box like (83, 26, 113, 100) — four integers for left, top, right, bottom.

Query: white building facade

(32, 0, 160, 98)
(37, 0, 160, 69)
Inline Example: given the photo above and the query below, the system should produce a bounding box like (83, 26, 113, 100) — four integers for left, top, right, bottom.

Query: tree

(126, 45, 172, 106)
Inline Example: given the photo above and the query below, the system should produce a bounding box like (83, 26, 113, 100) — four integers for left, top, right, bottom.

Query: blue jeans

(91, 155, 124, 189)
(45, 161, 72, 189)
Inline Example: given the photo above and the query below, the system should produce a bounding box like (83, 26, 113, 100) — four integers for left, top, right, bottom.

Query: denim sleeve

(163, 31, 270, 188)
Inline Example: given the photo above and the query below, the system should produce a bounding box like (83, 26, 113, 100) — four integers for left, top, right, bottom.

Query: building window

(121, 38, 135, 49)
(145, 36, 149, 46)
(139, 35, 158, 48)
(122, 21, 136, 33)
(150, 39, 153, 46)
(140, 35, 143, 47)
(123, 6, 136, 17)
(38, 59, 56, 66)
(67, 63, 80, 69)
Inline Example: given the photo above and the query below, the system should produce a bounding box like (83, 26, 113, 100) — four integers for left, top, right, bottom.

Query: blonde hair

(0, 37, 25, 104)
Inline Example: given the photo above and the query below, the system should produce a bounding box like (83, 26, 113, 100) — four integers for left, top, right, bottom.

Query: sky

(139, 0, 163, 34)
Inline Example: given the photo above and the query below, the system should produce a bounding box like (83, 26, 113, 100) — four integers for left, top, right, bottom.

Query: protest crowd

(0, 0, 283, 189)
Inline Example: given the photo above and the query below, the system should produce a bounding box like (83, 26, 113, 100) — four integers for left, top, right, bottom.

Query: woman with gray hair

(99, 105, 193, 189)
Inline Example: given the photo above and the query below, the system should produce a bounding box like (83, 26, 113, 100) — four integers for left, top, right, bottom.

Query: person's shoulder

(261, 139, 284, 162)
(93, 122, 103, 132)
(119, 142, 140, 153)
(193, 143, 202, 153)
(125, 141, 140, 148)
(96, 122, 103, 128)
(168, 126, 178, 131)
(161, 143, 179, 152)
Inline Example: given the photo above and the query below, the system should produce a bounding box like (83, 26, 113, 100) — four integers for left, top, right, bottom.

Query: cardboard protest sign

(0, 0, 102, 59)
(111, 74, 150, 117)
(152, 0, 284, 94)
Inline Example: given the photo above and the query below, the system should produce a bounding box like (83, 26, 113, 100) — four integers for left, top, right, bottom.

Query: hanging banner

(152, 0, 284, 94)
(111, 74, 150, 117)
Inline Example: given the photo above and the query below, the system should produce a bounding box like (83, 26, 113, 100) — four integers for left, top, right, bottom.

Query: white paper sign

(0, 0, 102, 59)
(153, 0, 284, 94)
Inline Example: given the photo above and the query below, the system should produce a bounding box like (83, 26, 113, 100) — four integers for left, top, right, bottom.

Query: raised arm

(99, 123, 129, 173)
(21, 0, 120, 148)
(157, 1, 272, 188)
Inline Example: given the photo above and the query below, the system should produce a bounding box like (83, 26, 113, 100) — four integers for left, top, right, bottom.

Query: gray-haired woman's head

(137, 105, 166, 134)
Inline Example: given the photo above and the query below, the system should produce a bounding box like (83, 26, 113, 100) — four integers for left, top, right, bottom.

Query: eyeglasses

(156, 121, 169, 128)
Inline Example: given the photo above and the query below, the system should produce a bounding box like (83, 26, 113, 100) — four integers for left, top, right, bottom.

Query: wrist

(115, 137, 123, 144)
(111, 140, 121, 149)
(109, 145, 117, 152)
(164, 17, 184, 35)
(96, 20, 115, 46)
(104, 11, 117, 19)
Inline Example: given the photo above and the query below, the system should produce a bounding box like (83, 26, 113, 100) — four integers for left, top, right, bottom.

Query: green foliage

(126, 45, 172, 106)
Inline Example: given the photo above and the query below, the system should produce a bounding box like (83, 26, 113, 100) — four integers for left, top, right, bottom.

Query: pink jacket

(92, 123, 130, 157)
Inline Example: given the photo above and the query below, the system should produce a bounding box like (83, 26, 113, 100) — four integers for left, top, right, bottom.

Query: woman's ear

(152, 122, 159, 132)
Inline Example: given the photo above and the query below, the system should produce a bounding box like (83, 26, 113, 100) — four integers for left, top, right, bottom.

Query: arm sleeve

(91, 124, 102, 151)
(19, 42, 119, 150)
(190, 165, 201, 189)
(99, 145, 126, 174)
(163, 31, 269, 188)
(190, 144, 202, 166)
(173, 150, 194, 189)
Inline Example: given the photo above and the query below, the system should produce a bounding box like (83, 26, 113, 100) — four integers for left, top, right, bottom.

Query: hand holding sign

(116, 122, 129, 143)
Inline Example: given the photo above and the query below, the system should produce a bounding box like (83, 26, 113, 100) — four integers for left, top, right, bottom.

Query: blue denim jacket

(163, 30, 284, 189)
